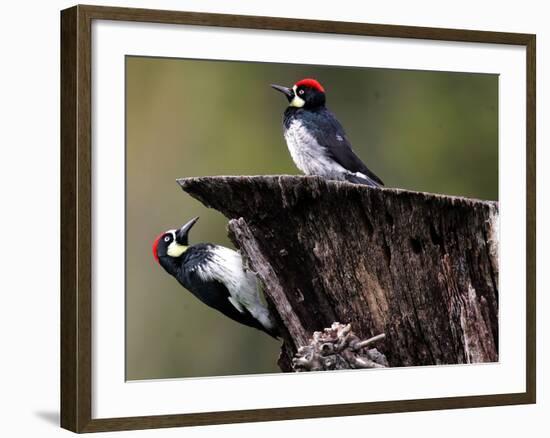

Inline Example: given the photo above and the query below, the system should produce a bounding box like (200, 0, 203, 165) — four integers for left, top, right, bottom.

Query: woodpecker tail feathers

(345, 172, 383, 188)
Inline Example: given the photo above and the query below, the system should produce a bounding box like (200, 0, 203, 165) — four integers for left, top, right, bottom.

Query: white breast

(196, 246, 275, 332)
(284, 120, 347, 179)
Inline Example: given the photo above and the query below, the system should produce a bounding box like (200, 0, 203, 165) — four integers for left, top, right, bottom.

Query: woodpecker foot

(292, 322, 388, 372)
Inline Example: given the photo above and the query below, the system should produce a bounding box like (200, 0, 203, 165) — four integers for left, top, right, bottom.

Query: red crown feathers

(152, 234, 163, 263)
(295, 78, 325, 92)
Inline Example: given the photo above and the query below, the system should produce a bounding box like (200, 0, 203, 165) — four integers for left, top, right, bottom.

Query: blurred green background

(126, 56, 498, 380)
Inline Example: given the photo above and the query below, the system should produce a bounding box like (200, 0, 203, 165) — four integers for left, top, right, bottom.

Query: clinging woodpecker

(271, 78, 384, 187)
(153, 217, 278, 338)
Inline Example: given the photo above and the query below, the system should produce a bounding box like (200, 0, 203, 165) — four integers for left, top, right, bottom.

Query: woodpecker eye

(164, 236, 171, 242)
(298, 89, 305, 95)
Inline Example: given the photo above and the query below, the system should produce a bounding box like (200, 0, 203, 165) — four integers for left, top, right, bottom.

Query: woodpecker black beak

(176, 216, 199, 244)
(271, 84, 294, 101)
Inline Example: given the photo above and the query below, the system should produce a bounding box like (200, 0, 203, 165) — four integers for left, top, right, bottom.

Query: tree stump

(177, 175, 499, 371)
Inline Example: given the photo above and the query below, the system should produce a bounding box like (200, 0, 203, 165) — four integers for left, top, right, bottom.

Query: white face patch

(289, 84, 305, 108)
(166, 230, 188, 257)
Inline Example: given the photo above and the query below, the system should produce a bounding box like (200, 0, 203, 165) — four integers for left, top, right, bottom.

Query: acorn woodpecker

(271, 78, 384, 187)
(153, 217, 278, 338)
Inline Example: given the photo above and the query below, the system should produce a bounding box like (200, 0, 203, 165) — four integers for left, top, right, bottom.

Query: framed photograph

(60, 4, 536, 433)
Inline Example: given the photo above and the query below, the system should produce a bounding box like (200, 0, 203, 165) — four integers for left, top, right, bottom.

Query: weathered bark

(177, 175, 499, 371)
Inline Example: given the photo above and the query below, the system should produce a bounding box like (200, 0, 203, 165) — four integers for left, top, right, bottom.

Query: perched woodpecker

(271, 78, 383, 187)
(153, 217, 278, 338)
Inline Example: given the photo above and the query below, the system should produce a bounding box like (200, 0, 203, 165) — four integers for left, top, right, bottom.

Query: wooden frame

(60, 4, 536, 433)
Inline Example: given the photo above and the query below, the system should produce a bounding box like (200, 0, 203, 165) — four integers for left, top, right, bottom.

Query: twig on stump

(292, 322, 388, 371)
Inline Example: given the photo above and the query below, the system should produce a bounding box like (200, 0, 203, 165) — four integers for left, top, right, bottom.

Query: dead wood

(178, 175, 499, 371)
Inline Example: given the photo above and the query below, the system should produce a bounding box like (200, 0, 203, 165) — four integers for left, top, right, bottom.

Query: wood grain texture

(525, 34, 537, 403)
(179, 176, 499, 369)
(60, 4, 536, 432)
(60, 5, 93, 432)
(60, 6, 78, 432)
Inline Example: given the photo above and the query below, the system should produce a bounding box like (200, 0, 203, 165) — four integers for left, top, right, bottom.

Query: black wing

(180, 268, 271, 336)
(311, 108, 384, 186)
